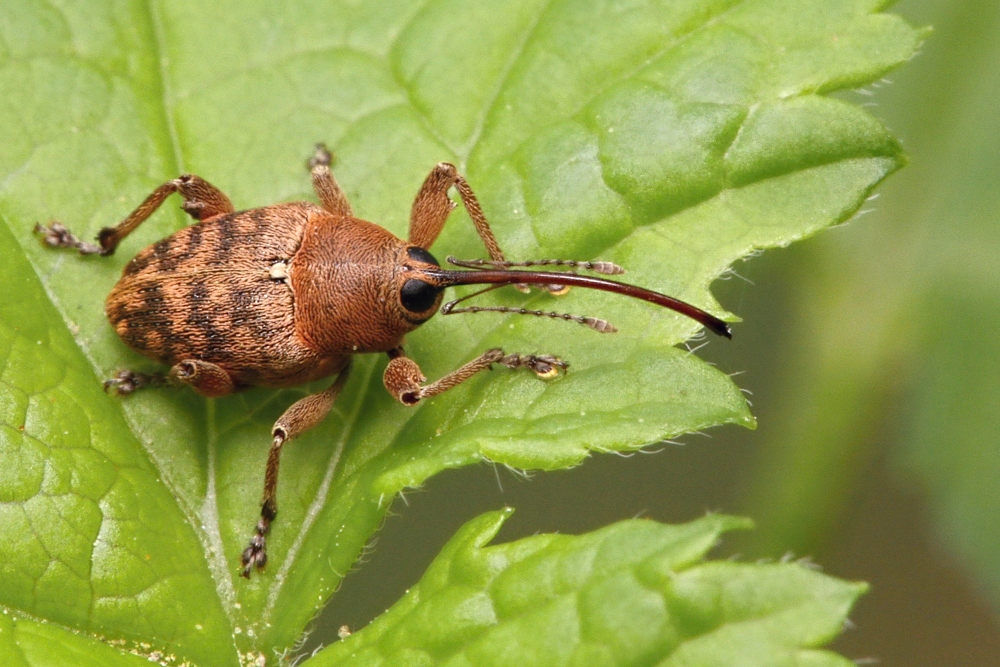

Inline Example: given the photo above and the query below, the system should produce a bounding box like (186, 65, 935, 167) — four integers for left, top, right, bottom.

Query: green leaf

(304, 512, 865, 667)
(0, 0, 918, 664)
(0, 611, 158, 667)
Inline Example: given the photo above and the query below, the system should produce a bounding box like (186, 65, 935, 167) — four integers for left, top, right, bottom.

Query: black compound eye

(406, 246, 440, 266)
(400, 279, 440, 313)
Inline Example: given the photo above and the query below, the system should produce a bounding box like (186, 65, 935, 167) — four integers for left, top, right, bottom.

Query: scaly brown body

(106, 203, 423, 391)
(36, 144, 728, 578)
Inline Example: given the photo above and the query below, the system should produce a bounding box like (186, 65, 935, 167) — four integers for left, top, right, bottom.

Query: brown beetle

(36, 145, 730, 578)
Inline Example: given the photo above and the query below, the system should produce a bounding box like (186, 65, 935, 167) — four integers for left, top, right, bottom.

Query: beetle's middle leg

(240, 362, 351, 578)
(308, 143, 352, 218)
(35, 174, 234, 256)
(383, 347, 566, 406)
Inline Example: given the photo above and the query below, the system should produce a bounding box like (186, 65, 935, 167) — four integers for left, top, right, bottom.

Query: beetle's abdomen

(105, 202, 335, 387)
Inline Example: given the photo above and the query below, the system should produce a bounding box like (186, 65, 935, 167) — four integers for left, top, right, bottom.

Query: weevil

(36, 145, 731, 578)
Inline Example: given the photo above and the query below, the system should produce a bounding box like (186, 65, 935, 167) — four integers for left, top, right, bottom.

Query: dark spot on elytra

(122, 316, 147, 350)
(251, 208, 269, 235)
(246, 304, 275, 341)
(106, 298, 128, 326)
(185, 222, 205, 257)
(231, 288, 256, 330)
(123, 250, 154, 277)
(216, 213, 236, 258)
(124, 280, 177, 358)
(185, 280, 232, 363)
(152, 237, 182, 272)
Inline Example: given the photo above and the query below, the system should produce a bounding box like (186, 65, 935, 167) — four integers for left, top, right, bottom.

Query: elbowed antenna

(425, 268, 732, 339)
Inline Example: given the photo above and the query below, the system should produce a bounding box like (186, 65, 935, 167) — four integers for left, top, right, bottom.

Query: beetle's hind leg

(34, 221, 105, 255)
(241, 363, 351, 578)
(103, 369, 169, 395)
(35, 174, 235, 256)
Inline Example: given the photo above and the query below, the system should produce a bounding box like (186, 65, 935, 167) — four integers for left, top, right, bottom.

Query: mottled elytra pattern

(107, 203, 320, 388)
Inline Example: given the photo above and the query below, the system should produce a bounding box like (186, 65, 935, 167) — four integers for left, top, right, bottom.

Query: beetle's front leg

(408, 163, 573, 294)
(240, 363, 351, 578)
(383, 348, 566, 406)
(408, 163, 505, 261)
(35, 174, 234, 256)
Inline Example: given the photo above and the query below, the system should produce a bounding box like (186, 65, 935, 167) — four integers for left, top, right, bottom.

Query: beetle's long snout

(424, 266, 732, 338)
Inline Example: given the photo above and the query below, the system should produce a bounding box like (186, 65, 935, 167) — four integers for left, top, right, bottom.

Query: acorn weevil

(36, 144, 731, 578)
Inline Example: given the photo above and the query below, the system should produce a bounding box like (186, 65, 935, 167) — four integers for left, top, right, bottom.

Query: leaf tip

(705, 513, 755, 535)
(455, 508, 515, 550)
(848, 579, 870, 599)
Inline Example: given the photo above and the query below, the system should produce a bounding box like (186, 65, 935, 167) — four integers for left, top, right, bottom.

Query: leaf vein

(143, 0, 185, 175)
(460, 0, 557, 165)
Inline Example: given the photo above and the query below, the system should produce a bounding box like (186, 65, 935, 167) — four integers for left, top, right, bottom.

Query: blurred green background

(303, 0, 1000, 664)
